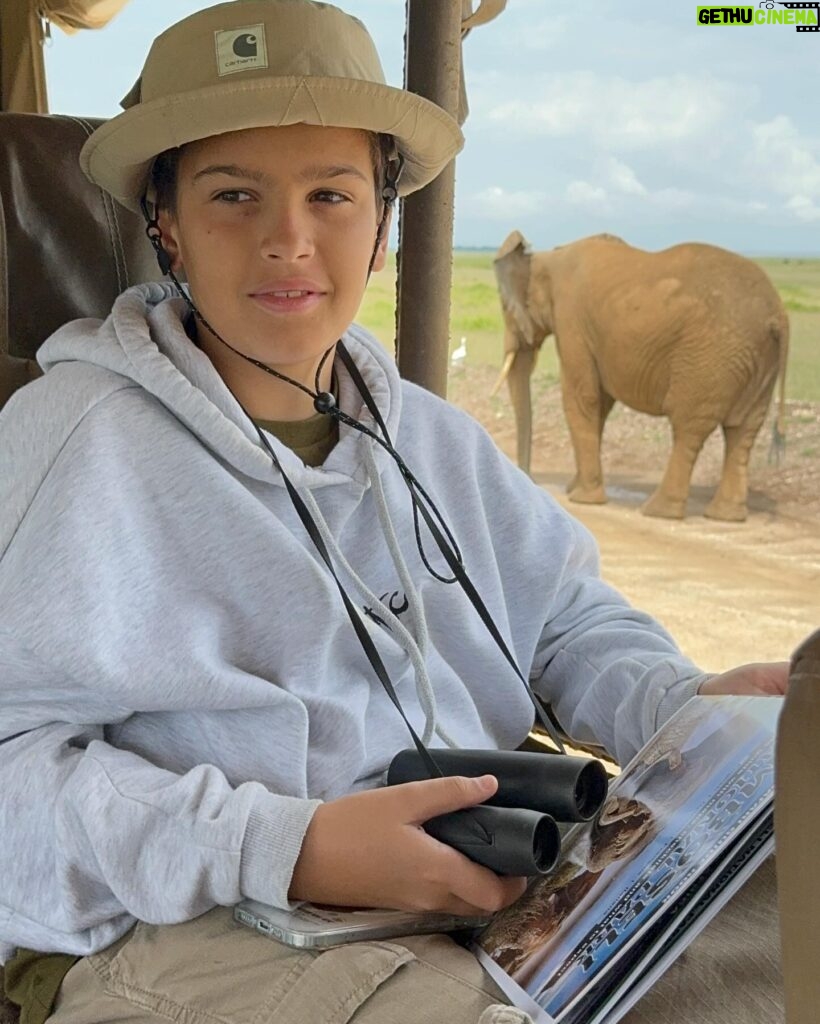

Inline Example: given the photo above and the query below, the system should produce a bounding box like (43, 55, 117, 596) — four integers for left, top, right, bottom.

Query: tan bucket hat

(80, 0, 464, 213)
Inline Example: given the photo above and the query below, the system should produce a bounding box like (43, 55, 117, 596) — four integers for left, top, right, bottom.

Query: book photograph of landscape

(475, 696, 781, 1024)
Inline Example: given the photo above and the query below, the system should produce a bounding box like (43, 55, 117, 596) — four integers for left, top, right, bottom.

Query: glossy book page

(475, 695, 781, 1024)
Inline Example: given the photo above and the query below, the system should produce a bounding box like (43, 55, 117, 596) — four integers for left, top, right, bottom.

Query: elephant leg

(643, 420, 714, 519)
(562, 378, 612, 505)
(567, 390, 616, 496)
(599, 392, 616, 440)
(704, 419, 762, 521)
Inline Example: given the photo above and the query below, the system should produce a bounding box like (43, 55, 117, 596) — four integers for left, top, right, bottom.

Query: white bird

(450, 336, 468, 365)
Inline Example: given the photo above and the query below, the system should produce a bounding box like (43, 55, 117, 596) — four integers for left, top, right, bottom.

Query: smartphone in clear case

(234, 898, 490, 949)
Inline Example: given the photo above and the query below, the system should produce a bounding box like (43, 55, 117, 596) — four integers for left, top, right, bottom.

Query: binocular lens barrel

(573, 760, 609, 820)
(388, 748, 608, 822)
(532, 813, 562, 874)
(424, 804, 561, 877)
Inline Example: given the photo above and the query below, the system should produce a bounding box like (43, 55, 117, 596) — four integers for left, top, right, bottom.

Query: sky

(43, 0, 820, 255)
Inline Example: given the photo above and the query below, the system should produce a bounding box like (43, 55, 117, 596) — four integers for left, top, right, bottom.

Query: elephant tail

(767, 315, 789, 467)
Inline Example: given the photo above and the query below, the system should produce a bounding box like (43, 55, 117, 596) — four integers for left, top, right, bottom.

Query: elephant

(492, 231, 789, 521)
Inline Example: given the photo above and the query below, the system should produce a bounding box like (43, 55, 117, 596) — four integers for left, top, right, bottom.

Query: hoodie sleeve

(0, 635, 319, 957)
(441, 411, 709, 768)
(0, 382, 322, 956)
(526, 512, 707, 765)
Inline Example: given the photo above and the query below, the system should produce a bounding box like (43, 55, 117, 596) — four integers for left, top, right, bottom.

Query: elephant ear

(494, 231, 539, 349)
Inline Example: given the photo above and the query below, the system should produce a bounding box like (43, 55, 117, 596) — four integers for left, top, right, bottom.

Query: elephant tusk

(491, 351, 516, 397)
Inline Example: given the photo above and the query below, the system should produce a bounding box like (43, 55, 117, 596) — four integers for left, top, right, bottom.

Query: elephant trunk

(508, 348, 537, 475)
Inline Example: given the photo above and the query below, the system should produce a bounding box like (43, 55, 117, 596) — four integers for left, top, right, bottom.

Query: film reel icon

(779, 1, 820, 31)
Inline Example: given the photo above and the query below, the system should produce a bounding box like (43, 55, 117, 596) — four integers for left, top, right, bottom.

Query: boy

(0, 2, 786, 1022)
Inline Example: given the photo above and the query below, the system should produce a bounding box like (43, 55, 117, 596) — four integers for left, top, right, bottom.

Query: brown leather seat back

(0, 112, 161, 408)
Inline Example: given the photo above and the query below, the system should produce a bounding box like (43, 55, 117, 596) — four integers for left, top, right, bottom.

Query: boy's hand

(288, 775, 528, 916)
(698, 661, 789, 697)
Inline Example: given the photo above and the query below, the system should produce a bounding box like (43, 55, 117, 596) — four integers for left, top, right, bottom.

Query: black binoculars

(387, 748, 609, 877)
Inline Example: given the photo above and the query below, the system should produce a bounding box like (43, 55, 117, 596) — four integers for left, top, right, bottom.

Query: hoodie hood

(37, 282, 403, 490)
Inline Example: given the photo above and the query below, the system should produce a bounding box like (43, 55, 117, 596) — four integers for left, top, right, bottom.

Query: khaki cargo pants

(47, 909, 530, 1024)
(48, 859, 782, 1024)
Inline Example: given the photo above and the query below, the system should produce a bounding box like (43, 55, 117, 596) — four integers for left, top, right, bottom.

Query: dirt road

(449, 365, 820, 671)
(545, 484, 818, 670)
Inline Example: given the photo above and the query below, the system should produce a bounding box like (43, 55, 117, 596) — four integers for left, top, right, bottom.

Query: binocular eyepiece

(387, 748, 609, 877)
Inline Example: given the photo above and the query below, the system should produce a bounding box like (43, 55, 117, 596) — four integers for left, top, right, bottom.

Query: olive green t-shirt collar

(182, 314, 338, 467)
(254, 411, 338, 468)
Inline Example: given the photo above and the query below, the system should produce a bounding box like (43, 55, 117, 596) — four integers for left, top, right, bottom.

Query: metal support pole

(395, 0, 462, 398)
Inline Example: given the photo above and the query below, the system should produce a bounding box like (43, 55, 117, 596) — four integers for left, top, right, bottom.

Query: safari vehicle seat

(0, 112, 160, 411)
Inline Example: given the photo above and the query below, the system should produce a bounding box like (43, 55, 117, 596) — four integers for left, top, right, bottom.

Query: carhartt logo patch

(215, 24, 268, 76)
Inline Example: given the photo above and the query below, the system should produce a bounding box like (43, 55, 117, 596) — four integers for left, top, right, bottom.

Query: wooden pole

(395, 0, 462, 397)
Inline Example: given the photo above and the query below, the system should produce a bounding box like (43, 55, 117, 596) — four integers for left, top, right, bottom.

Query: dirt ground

(448, 364, 820, 672)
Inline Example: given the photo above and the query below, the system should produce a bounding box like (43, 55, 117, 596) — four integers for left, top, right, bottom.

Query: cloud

(648, 188, 697, 211)
(512, 15, 568, 51)
(786, 196, 820, 223)
(565, 181, 608, 206)
(483, 72, 746, 150)
(607, 158, 647, 196)
(750, 116, 820, 199)
(564, 172, 692, 213)
(464, 3, 569, 52)
(464, 185, 549, 220)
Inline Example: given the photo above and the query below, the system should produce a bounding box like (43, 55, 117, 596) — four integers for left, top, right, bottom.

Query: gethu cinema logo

(697, 4, 819, 25)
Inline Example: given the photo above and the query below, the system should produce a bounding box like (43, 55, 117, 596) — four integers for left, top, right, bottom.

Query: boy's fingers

(397, 775, 498, 824)
(444, 850, 529, 914)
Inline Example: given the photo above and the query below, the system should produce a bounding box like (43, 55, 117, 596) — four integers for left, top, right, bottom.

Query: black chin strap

(367, 154, 401, 278)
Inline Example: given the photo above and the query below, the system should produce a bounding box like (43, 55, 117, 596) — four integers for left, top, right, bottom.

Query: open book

(235, 695, 779, 1022)
(474, 694, 780, 1024)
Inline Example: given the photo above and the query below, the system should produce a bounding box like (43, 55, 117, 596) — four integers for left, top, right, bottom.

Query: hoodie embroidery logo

(363, 591, 409, 632)
(383, 591, 409, 616)
(215, 25, 269, 77)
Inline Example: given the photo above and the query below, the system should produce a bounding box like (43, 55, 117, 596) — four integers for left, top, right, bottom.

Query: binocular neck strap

(246, 412, 446, 786)
(335, 342, 566, 755)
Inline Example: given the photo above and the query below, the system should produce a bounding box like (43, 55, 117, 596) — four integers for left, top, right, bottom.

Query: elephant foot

(704, 498, 747, 522)
(568, 482, 607, 505)
(641, 491, 686, 519)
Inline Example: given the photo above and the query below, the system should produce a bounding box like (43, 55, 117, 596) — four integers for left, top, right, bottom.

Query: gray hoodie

(0, 283, 704, 960)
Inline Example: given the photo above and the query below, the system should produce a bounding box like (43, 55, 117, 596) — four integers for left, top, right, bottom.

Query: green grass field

(356, 252, 820, 403)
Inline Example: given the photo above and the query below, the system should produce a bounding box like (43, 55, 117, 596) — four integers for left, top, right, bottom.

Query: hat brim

(81, 76, 464, 212)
